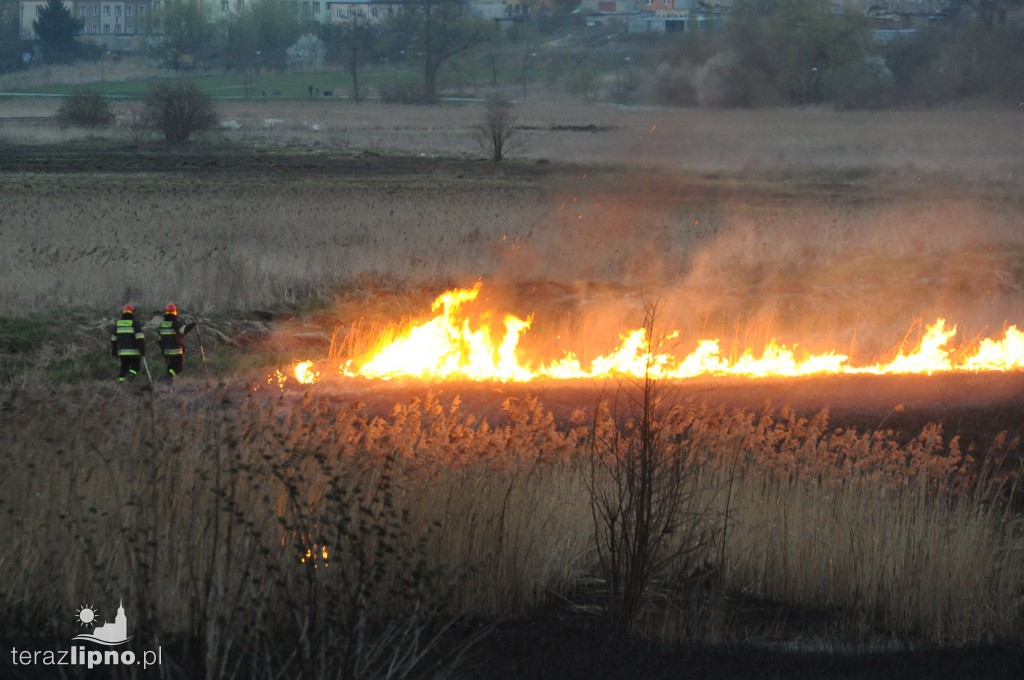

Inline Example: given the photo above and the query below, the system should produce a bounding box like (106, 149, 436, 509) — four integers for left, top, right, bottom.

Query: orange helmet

(122, 304, 135, 314)
(165, 303, 178, 315)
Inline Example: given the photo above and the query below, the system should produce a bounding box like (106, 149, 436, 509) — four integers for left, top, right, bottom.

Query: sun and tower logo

(8, 598, 162, 670)
(74, 599, 133, 645)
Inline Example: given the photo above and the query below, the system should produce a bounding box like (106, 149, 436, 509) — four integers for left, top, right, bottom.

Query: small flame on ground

(275, 286, 1024, 384)
(294, 361, 319, 384)
(299, 543, 330, 569)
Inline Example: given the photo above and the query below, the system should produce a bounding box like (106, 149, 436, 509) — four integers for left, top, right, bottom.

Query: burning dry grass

(0, 382, 1020, 674)
(3, 156, 1024, 369)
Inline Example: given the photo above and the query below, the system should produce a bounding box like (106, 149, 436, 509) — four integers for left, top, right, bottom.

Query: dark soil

(0, 145, 555, 177)
(467, 606, 1024, 680)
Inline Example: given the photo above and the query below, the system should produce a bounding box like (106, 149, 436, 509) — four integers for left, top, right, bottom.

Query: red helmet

(165, 303, 178, 315)
(122, 304, 135, 314)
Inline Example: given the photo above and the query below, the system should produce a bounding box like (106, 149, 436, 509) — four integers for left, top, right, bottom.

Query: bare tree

(123, 106, 150, 151)
(475, 96, 518, 163)
(143, 81, 218, 146)
(586, 300, 724, 634)
(386, 0, 494, 102)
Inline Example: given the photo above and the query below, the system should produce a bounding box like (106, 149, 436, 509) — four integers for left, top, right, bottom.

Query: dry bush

(474, 96, 518, 162)
(122, 105, 150, 150)
(585, 305, 726, 635)
(54, 88, 116, 129)
(143, 81, 219, 146)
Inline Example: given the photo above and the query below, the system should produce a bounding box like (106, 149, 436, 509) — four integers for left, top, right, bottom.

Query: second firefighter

(158, 303, 197, 379)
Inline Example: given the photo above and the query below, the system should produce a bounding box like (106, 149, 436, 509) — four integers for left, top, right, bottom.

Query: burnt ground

(0, 144, 554, 177)
(467, 606, 1024, 680)
(0, 142, 980, 204)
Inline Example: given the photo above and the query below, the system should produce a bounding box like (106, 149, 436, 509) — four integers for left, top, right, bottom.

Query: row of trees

(22, 0, 515, 102)
(12, 0, 1024, 107)
(652, 0, 1024, 107)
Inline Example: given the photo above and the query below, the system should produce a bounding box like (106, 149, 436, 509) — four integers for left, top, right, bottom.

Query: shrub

(123, 106, 150, 151)
(586, 305, 724, 634)
(721, 0, 880, 107)
(564, 67, 599, 101)
(475, 95, 517, 163)
(142, 80, 218, 146)
(55, 88, 115, 129)
(378, 80, 423, 104)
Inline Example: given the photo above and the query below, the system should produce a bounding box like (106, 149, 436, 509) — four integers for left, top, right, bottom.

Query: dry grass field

(2, 94, 1024, 678)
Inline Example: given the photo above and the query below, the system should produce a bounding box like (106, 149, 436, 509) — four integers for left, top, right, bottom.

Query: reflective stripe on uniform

(159, 320, 182, 353)
(115, 318, 143, 354)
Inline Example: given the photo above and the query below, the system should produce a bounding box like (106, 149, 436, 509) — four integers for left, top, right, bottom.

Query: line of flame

(282, 287, 1024, 384)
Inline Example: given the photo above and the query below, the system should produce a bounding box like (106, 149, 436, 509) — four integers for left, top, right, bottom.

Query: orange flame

(294, 360, 319, 384)
(356, 286, 533, 382)
(280, 287, 1024, 384)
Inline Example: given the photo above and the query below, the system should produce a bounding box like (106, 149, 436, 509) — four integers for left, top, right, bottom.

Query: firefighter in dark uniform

(110, 304, 146, 382)
(158, 303, 196, 379)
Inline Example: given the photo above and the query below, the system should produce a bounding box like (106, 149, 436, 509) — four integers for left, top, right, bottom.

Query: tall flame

(278, 286, 1024, 384)
(357, 287, 534, 382)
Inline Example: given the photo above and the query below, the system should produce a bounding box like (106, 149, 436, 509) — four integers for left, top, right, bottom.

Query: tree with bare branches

(143, 81, 218, 146)
(385, 0, 494, 102)
(475, 96, 517, 163)
(586, 301, 725, 634)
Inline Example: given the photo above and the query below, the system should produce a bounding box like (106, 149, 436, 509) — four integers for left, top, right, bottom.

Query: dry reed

(0, 382, 1019, 674)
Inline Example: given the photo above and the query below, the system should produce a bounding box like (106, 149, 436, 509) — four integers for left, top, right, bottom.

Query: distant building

(324, 0, 399, 23)
(578, 0, 728, 32)
(17, 0, 532, 48)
